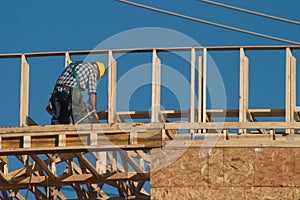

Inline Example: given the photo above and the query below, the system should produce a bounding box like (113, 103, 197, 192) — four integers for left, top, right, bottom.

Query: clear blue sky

(0, 0, 300, 126)
(0, 1, 299, 198)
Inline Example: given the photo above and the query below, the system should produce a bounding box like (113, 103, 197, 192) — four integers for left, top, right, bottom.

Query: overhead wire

(199, 0, 300, 26)
(117, 0, 300, 45)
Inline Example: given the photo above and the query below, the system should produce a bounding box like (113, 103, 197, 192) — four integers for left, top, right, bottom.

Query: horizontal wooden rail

(0, 45, 300, 59)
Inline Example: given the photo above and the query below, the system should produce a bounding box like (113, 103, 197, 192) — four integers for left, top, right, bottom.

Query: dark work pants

(51, 90, 97, 124)
(51, 90, 71, 125)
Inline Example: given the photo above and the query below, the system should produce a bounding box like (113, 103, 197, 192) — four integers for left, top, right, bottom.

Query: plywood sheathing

(151, 148, 209, 188)
(212, 148, 254, 186)
(255, 148, 300, 186)
(152, 187, 300, 200)
(151, 147, 300, 199)
(151, 187, 244, 200)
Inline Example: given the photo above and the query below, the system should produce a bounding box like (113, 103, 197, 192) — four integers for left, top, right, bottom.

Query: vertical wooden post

(151, 49, 161, 122)
(202, 49, 207, 133)
(239, 48, 248, 134)
(291, 55, 296, 133)
(65, 52, 72, 67)
(198, 56, 203, 133)
(108, 51, 117, 124)
(190, 48, 196, 137)
(20, 55, 30, 126)
(96, 152, 107, 174)
(112, 151, 117, 172)
(286, 48, 296, 134)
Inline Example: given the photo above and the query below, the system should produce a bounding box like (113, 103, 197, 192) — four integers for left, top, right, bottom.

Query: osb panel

(292, 149, 300, 186)
(209, 187, 244, 200)
(223, 148, 254, 186)
(254, 148, 294, 186)
(151, 148, 209, 188)
(245, 187, 293, 200)
(151, 187, 244, 200)
(293, 187, 300, 199)
(209, 148, 224, 185)
(151, 187, 206, 200)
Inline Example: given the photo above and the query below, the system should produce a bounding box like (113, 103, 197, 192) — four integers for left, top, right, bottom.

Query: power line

(117, 0, 300, 45)
(199, 0, 300, 26)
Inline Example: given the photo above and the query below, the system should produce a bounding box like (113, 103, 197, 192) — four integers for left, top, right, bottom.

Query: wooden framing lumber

(108, 51, 117, 124)
(239, 48, 249, 134)
(190, 48, 196, 135)
(285, 48, 296, 134)
(198, 56, 203, 129)
(202, 48, 207, 132)
(151, 50, 161, 122)
(19, 55, 30, 127)
(65, 52, 72, 67)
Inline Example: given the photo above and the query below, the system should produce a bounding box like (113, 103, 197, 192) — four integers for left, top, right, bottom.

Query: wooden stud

(65, 52, 72, 67)
(58, 134, 66, 147)
(202, 49, 207, 133)
(90, 133, 98, 146)
(223, 129, 229, 140)
(286, 48, 295, 134)
(239, 48, 248, 134)
(270, 129, 276, 140)
(190, 48, 196, 136)
(108, 51, 117, 124)
(23, 136, 31, 148)
(19, 55, 30, 126)
(151, 50, 161, 122)
(111, 151, 117, 172)
(129, 132, 137, 145)
(198, 56, 203, 133)
(96, 152, 107, 174)
(291, 55, 296, 132)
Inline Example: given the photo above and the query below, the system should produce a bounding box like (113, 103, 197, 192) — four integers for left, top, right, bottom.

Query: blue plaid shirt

(55, 62, 98, 94)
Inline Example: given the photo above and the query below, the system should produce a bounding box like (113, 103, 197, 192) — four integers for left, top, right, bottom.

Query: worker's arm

(88, 93, 99, 120)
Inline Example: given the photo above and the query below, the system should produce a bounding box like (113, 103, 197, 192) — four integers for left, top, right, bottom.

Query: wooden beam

(108, 51, 117, 124)
(19, 55, 30, 126)
(164, 121, 300, 130)
(30, 154, 56, 180)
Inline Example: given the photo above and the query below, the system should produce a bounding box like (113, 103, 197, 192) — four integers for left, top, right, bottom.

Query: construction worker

(48, 61, 106, 125)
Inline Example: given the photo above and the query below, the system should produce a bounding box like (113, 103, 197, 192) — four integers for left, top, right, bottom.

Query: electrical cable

(199, 0, 300, 26)
(117, 0, 300, 45)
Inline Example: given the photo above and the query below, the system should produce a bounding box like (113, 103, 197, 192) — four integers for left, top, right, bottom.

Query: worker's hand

(86, 102, 92, 111)
(93, 111, 99, 120)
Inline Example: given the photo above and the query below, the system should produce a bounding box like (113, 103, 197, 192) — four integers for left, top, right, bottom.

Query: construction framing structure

(0, 45, 300, 199)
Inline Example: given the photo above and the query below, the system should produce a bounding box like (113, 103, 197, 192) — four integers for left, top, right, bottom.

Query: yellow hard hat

(94, 62, 106, 80)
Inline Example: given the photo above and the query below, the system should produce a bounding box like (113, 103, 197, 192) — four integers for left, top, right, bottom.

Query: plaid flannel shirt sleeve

(87, 67, 97, 94)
